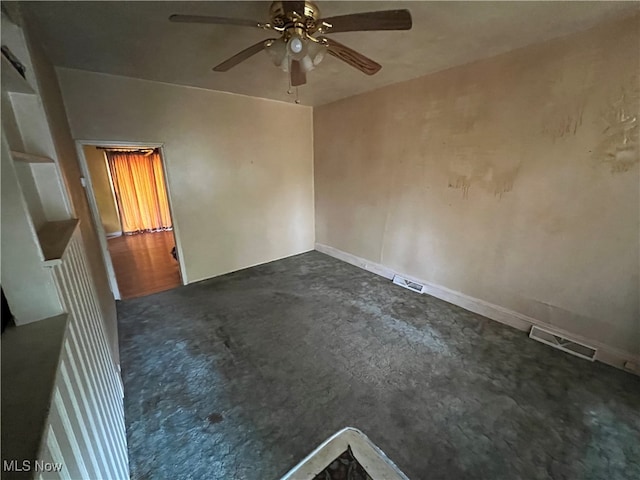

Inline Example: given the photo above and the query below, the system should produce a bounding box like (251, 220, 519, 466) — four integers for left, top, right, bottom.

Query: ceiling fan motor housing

(269, 1, 320, 36)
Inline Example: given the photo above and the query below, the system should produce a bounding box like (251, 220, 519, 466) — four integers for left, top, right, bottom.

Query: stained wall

(314, 15, 639, 355)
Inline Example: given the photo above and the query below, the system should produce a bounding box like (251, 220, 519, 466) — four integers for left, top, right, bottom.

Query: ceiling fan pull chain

(287, 57, 294, 95)
(295, 87, 300, 104)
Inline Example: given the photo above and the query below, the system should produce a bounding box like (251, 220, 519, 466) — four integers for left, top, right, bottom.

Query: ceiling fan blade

(169, 14, 262, 28)
(321, 37, 382, 76)
(291, 60, 306, 87)
(213, 39, 275, 72)
(320, 10, 412, 34)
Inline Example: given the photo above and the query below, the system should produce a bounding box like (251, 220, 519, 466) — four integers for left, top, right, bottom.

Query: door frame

(75, 140, 188, 300)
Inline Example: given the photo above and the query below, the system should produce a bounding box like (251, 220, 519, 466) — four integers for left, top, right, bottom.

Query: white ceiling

(19, 1, 639, 106)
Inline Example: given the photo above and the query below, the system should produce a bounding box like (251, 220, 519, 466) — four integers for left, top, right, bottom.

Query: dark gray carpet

(117, 251, 640, 480)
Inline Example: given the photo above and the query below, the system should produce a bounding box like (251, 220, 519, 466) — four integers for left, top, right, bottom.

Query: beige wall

(83, 145, 121, 235)
(24, 27, 120, 362)
(57, 69, 315, 284)
(314, 15, 639, 356)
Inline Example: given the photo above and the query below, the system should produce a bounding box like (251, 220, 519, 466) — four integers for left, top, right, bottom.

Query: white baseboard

(315, 243, 639, 374)
(105, 231, 122, 238)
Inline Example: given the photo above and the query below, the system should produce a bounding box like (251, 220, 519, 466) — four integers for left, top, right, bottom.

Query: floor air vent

(529, 325, 597, 361)
(392, 275, 426, 294)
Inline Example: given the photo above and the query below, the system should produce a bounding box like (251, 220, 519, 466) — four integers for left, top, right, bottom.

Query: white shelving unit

(1, 11, 75, 324)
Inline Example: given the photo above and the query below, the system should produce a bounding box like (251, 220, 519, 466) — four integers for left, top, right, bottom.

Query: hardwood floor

(107, 231, 181, 299)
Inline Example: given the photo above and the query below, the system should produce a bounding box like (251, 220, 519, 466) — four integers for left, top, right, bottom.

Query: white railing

(39, 228, 128, 479)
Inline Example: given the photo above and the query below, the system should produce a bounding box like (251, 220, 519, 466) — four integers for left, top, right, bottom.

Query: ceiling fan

(169, 1, 412, 88)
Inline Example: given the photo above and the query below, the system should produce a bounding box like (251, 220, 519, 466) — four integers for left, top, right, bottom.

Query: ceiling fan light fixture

(307, 39, 327, 66)
(287, 34, 308, 60)
(296, 41, 327, 73)
(288, 36, 303, 54)
(265, 37, 287, 67)
(300, 55, 314, 72)
(266, 33, 325, 73)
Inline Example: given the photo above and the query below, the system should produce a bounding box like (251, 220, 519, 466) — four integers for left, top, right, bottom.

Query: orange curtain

(107, 150, 172, 234)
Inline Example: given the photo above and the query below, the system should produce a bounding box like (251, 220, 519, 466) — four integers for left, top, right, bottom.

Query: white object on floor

(281, 427, 410, 480)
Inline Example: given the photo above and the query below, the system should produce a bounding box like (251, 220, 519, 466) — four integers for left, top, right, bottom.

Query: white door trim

(75, 141, 122, 299)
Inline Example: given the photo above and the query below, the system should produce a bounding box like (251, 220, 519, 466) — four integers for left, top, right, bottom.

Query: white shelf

(11, 150, 54, 163)
(37, 218, 79, 266)
(1, 54, 34, 94)
(1, 314, 68, 468)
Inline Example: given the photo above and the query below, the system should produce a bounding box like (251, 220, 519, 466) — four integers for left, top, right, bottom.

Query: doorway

(77, 142, 184, 299)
